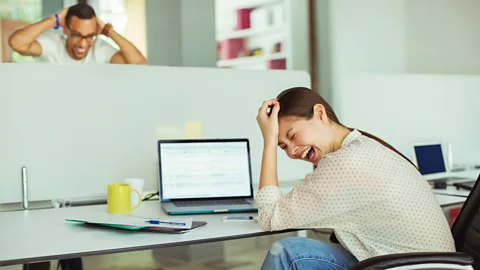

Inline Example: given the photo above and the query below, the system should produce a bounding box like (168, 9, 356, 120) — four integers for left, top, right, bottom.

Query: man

(8, 3, 147, 64)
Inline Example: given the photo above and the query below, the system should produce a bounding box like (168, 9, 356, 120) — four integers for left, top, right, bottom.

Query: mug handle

(130, 188, 142, 210)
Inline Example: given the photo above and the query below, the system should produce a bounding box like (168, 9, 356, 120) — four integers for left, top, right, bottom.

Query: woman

(255, 87, 455, 269)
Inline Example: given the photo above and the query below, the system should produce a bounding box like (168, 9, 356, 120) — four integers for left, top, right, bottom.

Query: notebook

(65, 214, 207, 234)
(69, 220, 207, 234)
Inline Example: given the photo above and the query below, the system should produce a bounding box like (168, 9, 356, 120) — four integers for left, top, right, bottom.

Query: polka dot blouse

(256, 129, 456, 261)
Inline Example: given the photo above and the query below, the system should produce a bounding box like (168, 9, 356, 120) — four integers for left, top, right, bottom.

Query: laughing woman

(255, 87, 455, 270)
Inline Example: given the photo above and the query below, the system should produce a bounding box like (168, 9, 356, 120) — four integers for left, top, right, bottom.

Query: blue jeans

(261, 237, 358, 270)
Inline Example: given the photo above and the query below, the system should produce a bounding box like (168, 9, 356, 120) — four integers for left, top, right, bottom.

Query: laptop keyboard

(173, 199, 250, 207)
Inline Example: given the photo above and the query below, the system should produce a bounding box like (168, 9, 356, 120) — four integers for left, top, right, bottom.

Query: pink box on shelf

(219, 38, 246, 60)
(236, 8, 254, 30)
(275, 42, 282, 53)
(267, 59, 286, 70)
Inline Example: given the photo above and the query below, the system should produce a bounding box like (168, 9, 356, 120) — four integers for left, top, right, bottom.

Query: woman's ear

(313, 104, 327, 122)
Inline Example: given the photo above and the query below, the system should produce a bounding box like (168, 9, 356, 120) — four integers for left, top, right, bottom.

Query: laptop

(412, 142, 469, 183)
(157, 138, 258, 215)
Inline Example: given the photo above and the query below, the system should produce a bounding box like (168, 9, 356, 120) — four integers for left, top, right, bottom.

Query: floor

(0, 232, 296, 270)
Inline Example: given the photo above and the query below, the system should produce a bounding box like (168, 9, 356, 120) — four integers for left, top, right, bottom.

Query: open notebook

(66, 214, 207, 234)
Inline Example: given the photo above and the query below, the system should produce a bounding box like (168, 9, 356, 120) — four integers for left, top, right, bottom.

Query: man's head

(64, 3, 97, 60)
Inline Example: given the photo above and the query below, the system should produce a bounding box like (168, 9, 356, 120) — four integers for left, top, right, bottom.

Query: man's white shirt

(36, 30, 118, 64)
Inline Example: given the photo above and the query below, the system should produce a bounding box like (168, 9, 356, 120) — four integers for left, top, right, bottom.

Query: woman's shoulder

(317, 129, 416, 174)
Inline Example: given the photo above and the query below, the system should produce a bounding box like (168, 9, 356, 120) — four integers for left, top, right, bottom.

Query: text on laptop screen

(159, 141, 252, 200)
(414, 144, 446, 175)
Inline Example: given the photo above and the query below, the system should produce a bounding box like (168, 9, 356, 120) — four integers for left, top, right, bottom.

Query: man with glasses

(8, 3, 147, 64)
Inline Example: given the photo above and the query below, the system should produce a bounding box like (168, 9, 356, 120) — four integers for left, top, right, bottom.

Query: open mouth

(74, 47, 87, 55)
(300, 147, 315, 162)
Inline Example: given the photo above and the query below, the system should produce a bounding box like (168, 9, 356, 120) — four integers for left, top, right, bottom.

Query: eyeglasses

(68, 28, 96, 44)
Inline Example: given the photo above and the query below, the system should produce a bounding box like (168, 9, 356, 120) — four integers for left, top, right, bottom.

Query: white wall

(181, 0, 217, 67)
(314, 0, 480, 163)
(320, 0, 408, 109)
(337, 74, 480, 164)
(317, 0, 480, 107)
(406, 0, 480, 74)
(146, 0, 216, 67)
(42, 0, 64, 18)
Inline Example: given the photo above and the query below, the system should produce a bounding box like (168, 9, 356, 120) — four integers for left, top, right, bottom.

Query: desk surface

(434, 194, 466, 206)
(0, 201, 293, 267)
(433, 186, 471, 198)
(430, 169, 479, 197)
(0, 180, 471, 266)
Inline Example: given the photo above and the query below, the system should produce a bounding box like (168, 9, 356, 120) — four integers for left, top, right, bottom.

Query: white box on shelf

(250, 7, 272, 30)
(271, 4, 285, 25)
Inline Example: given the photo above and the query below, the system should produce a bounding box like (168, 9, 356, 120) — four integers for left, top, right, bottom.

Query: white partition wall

(0, 63, 312, 204)
(337, 74, 480, 165)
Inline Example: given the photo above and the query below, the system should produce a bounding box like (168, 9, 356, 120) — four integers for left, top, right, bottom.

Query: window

(88, 0, 146, 56)
(0, 0, 42, 63)
(87, 0, 127, 49)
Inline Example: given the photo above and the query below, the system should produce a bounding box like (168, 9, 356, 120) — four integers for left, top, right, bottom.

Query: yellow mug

(107, 184, 141, 215)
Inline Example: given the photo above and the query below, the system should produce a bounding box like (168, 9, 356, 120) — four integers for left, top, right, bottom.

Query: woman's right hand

(256, 99, 280, 147)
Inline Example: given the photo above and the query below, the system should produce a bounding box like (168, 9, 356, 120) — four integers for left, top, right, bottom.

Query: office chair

(350, 173, 480, 270)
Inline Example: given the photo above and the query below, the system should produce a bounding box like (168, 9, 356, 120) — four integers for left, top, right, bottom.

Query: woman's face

(277, 104, 334, 165)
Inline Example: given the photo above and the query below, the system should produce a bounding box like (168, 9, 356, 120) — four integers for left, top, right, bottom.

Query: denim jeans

(261, 237, 358, 270)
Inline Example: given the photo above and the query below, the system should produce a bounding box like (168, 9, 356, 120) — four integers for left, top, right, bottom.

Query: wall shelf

(234, 0, 283, 10)
(217, 52, 286, 68)
(215, 0, 309, 71)
(216, 24, 286, 41)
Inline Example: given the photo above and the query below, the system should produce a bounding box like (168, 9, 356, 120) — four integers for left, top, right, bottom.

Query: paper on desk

(66, 213, 193, 229)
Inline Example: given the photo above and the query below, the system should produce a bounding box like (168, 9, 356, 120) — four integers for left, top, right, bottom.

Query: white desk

(433, 186, 471, 198)
(0, 201, 294, 267)
(427, 169, 479, 198)
(434, 194, 466, 207)
(423, 169, 480, 182)
(1, 174, 472, 267)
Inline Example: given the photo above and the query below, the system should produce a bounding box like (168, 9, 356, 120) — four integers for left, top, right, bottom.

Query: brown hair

(276, 87, 417, 169)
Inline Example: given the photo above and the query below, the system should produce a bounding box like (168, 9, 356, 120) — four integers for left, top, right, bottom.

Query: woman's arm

(256, 99, 280, 189)
(259, 142, 279, 188)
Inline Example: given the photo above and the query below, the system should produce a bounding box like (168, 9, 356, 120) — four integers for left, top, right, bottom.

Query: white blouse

(256, 129, 455, 261)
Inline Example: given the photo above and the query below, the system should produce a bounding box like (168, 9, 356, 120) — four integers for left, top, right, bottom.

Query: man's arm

(8, 8, 67, 57)
(103, 24, 147, 65)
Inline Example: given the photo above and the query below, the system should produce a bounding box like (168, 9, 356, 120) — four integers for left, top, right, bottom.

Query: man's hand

(96, 18, 106, 35)
(57, 7, 68, 29)
(256, 99, 280, 147)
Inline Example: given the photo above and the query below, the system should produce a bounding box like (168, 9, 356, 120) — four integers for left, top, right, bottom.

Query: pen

(222, 216, 258, 221)
(145, 220, 186, 226)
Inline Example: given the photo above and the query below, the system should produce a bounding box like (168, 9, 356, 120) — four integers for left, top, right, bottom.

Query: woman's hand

(256, 99, 280, 147)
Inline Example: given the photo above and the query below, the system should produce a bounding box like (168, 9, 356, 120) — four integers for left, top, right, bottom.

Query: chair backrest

(451, 173, 480, 269)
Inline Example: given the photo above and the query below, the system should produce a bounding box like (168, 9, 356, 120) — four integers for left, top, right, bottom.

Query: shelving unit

(234, 0, 283, 10)
(214, 0, 310, 71)
(216, 23, 286, 41)
(217, 52, 286, 68)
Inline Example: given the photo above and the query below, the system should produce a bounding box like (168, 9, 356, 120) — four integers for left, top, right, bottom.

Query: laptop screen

(158, 140, 253, 200)
(414, 144, 446, 175)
